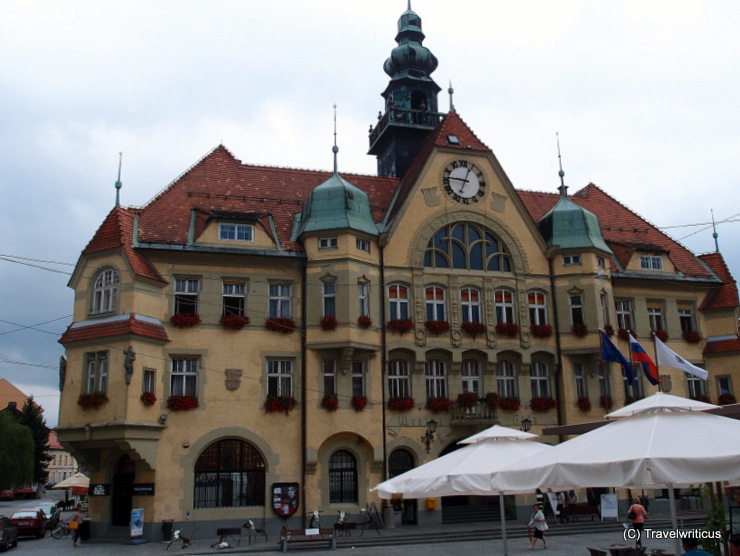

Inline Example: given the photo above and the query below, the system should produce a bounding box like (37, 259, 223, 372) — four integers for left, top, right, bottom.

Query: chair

(588, 548, 607, 556)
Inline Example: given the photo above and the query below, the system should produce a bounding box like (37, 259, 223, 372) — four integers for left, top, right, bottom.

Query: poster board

(600, 493, 618, 521)
(272, 482, 299, 517)
(130, 508, 144, 537)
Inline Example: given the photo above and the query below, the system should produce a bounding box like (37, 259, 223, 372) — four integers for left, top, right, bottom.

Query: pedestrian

(681, 535, 711, 555)
(626, 496, 647, 548)
(70, 504, 85, 547)
(528, 504, 549, 550)
(556, 491, 569, 524)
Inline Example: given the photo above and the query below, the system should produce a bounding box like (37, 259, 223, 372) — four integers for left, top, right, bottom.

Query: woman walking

(627, 496, 647, 548)
(70, 505, 85, 547)
(529, 504, 549, 549)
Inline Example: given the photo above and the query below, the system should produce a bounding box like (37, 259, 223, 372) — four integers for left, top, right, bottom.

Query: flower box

(718, 393, 736, 405)
(77, 391, 108, 410)
(425, 396, 452, 414)
(457, 392, 479, 409)
(425, 320, 450, 335)
(571, 323, 588, 337)
(530, 324, 553, 339)
(387, 396, 415, 412)
(498, 396, 521, 411)
(167, 394, 199, 411)
(321, 394, 338, 411)
(264, 395, 297, 415)
(140, 392, 157, 406)
(682, 331, 702, 344)
(530, 396, 557, 413)
(599, 395, 614, 409)
(351, 395, 367, 411)
(495, 322, 519, 338)
(462, 321, 488, 338)
(320, 315, 338, 331)
(357, 316, 372, 329)
(691, 395, 711, 404)
(170, 312, 201, 328)
(264, 317, 296, 334)
(387, 319, 414, 334)
(617, 328, 634, 341)
(484, 392, 499, 411)
(220, 314, 250, 330)
(604, 324, 615, 337)
(576, 397, 592, 412)
(653, 329, 669, 342)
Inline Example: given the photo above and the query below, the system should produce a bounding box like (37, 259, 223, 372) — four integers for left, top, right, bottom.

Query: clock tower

(368, 4, 442, 178)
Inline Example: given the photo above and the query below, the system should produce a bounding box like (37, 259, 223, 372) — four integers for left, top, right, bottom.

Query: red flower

(77, 392, 108, 410)
(387, 319, 414, 334)
(220, 314, 250, 330)
(653, 329, 669, 342)
(692, 395, 711, 404)
(682, 331, 701, 344)
(425, 320, 450, 335)
(457, 392, 479, 409)
(718, 393, 736, 405)
(320, 315, 338, 331)
(425, 396, 451, 414)
(498, 396, 521, 411)
(599, 395, 614, 409)
(484, 392, 499, 411)
(617, 328, 635, 341)
(140, 392, 157, 406)
(167, 395, 199, 411)
(530, 324, 553, 339)
(604, 324, 615, 337)
(577, 397, 592, 412)
(350, 395, 367, 411)
(530, 396, 557, 412)
(170, 312, 201, 328)
(357, 316, 372, 329)
(495, 322, 519, 338)
(571, 323, 588, 337)
(265, 317, 296, 333)
(264, 395, 297, 415)
(387, 396, 415, 412)
(321, 394, 338, 411)
(462, 321, 488, 338)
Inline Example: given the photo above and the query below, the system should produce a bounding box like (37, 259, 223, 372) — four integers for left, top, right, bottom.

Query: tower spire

(712, 209, 720, 252)
(332, 104, 339, 175)
(448, 80, 454, 112)
(556, 133, 567, 197)
(115, 152, 123, 207)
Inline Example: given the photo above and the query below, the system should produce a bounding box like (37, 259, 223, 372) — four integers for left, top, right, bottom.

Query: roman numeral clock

(441, 158, 486, 204)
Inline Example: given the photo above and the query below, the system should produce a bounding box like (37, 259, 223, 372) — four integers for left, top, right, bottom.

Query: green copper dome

(538, 188, 612, 253)
(383, 8, 438, 80)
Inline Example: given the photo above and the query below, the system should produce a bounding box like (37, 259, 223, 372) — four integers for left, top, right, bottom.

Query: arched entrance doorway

(388, 448, 417, 524)
(111, 455, 135, 526)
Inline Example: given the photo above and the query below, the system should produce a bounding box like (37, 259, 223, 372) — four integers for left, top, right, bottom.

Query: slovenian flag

(629, 336, 661, 385)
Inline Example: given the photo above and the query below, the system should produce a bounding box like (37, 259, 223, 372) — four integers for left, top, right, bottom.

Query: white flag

(654, 336, 708, 380)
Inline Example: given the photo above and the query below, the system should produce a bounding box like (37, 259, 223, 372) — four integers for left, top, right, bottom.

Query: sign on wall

(272, 482, 299, 517)
(132, 483, 155, 496)
(89, 484, 110, 496)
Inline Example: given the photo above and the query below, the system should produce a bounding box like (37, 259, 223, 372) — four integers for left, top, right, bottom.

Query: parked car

(10, 509, 46, 538)
(33, 502, 60, 529)
(0, 515, 19, 552)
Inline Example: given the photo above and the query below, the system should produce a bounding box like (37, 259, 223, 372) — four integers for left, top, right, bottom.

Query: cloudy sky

(1, 0, 738, 427)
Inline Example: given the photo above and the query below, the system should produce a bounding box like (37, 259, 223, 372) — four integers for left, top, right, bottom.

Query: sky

(1, 0, 738, 427)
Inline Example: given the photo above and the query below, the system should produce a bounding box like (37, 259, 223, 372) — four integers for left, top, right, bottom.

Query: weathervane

(115, 152, 123, 207)
(333, 103, 339, 174)
(556, 133, 567, 196)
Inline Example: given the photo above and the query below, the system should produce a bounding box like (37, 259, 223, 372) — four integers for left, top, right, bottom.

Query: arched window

(530, 361, 550, 397)
(423, 223, 512, 272)
(388, 359, 410, 398)
(461, 359, 482, 396)
(388, 449, 415, 478)
(329, 450, 357, 503)
(194, 439, 266, 509)
(92, 268, 119, 314)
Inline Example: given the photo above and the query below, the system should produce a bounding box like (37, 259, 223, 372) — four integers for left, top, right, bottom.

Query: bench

(213, 527, 241, 548)
(568, 504, 600, 521)
(280, 527, 335, 552)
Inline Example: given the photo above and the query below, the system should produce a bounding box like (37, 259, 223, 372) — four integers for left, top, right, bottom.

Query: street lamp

(420, 419, 438, 453)
(520, 417, 532, 432)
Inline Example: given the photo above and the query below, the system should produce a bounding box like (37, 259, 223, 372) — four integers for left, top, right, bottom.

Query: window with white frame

(600, 293, 610, 327)
(319, 237, 338, 249)
(425, 286, 446, 322)
(497, 360, 517, 397)
(717, 375, 732, 396)
(574, 363, 588, 399)
(388, 359, 410, 398)
(171, 357, 198, 397)
(91, 268, 119, 314)
(686, 373, 707, 399)
(222, 281, 246, 317)
(598, 363, 611, 398)
(678, 306, 696, 334)
(267, 359, 293, 397)
(530, 361, 550, 398)
(143, 368, 156, 394)
(622, 366, 644, 400)
(356, 238, 370, 253)
(460, 287, 481, 323)
(528, 291, 547, 326)
(323, 359, 336, 396)
(639, 255, 663, 270)
(563, 254, 581, 265)
(85, 351, 109, 394)
(268, 284, 291, 318)
(461, 359, 481, 396)
(597, 256, 606, 269)
(357, 281, 369, 317)
(425, 359, 447, 399)
(219, 223, 253, 242)
(615, 300, 634, 331)
(570, 294, 584, 325)
(174, 277, 199, 314)
(322, 280, 336, 317)
(495, 289, 515, 323)
(388, 284, 410, 320)
(352, 361, 365, 397)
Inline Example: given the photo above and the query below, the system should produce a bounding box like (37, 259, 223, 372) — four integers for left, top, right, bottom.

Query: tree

(18, 396, 52, 485)
(0, 412, 34, 490)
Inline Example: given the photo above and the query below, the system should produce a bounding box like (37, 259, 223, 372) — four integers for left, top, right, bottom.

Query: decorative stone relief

(491, 192, 508, 213)
(225, 368, 242, 391)
(421, 187, 441, 207)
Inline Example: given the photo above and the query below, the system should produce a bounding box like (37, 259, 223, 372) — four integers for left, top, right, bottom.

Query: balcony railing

(449, 401, 497, 424)
(369, 108, 444, 148)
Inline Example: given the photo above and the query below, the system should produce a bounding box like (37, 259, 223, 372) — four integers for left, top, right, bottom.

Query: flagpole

(627, 333, 635, 399)
(653, 334, 663, 393)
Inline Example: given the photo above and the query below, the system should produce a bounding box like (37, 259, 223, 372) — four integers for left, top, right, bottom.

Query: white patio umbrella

(372, 425, 552, 555)
(491, 392, 739, 555)
(52, 472, 90, 489)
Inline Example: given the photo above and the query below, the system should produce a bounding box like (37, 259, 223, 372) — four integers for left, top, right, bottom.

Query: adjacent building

(56, 5, 740, 539)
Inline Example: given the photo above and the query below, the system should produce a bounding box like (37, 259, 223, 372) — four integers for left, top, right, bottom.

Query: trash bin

(161, 520, 174, 542)
(79, 519, 91, 541)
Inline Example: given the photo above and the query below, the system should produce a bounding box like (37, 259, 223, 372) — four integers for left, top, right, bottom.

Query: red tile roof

(698, 252, 739, 310)
(59, 313, 169, 345)
(704, 337, 740, 355)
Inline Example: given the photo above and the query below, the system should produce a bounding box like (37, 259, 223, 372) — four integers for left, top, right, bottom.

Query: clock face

(442, 159, 486, 203)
